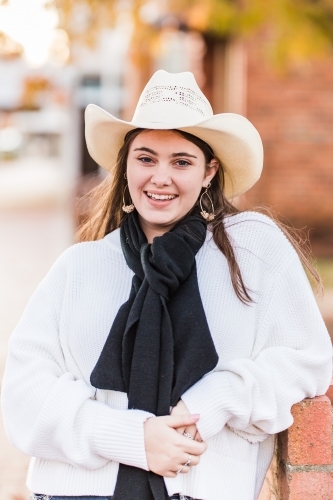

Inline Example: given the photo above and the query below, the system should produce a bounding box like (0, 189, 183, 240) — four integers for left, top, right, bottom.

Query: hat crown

(132, 70, 213, 127)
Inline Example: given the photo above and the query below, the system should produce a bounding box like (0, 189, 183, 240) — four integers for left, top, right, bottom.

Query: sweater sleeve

(181, 255, 332, 443)
(1, 249, 154, 471)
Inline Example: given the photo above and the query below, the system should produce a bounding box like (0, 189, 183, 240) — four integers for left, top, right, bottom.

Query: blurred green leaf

(53, 0, 333, 67)
(316, 259, 333, 288)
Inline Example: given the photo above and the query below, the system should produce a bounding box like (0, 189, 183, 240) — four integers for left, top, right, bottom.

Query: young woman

(2, 70, 332, 500)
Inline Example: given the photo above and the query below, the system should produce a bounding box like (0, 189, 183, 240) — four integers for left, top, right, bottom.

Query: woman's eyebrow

(133, 148, 197, 159)
(171, 152, 197, 158)
(133, 147, 157, 155)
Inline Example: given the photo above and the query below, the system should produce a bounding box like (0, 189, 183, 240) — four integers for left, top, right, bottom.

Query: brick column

(278, 384, 333, 499)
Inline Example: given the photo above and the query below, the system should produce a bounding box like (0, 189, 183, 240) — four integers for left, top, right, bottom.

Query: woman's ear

(203, 158, 219, 187)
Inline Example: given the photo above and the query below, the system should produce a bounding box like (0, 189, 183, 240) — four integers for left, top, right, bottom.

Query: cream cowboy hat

(85, 70, 263, 198)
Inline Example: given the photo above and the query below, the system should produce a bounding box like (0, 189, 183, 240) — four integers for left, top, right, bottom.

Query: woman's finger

(181, 453, 200, 467)
(174, 452, 200, 475)
(178, 465, 191, 474)
(194, 430, 202, 442)
(167, 413, 200, 430)
(164, 452, 200, 478)
(182, 437, 207, 456)
(183, 423, 197, 440)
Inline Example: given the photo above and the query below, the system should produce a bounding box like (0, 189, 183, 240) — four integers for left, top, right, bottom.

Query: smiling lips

(146, 191, 178, 201)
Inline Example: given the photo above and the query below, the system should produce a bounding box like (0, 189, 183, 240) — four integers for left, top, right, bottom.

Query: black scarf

(90, 211, 218, 500)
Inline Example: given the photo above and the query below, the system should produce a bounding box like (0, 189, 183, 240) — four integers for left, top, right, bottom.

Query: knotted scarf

(90, 211, 218, 500)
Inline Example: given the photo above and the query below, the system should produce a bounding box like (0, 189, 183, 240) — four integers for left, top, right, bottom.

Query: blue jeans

(30, 495, 197, 500)
(30, 496, 113, 500)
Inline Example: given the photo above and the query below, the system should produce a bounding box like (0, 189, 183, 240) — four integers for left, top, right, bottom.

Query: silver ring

(176, 464, 185, 474)
(176, 454, 192, 474)
(183, 431, 193, 439)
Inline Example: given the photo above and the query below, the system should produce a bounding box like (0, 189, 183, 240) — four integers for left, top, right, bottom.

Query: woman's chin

(138, 212, 181, 231)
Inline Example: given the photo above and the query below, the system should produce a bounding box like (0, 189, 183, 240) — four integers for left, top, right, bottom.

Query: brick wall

(277, 383, 333, 499)
(244, 43, 333, 254)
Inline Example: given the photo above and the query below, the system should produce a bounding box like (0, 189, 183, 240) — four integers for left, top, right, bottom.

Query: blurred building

(1, 12, 332, 254)
(245, 40, 333, 256)
(121, 23, 333, 256)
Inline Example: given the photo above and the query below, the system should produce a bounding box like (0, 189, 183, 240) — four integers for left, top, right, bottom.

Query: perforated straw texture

(139, 85, 212, 118)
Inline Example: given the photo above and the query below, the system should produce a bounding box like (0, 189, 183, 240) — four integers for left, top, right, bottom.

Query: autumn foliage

(53, 0, 333, 67)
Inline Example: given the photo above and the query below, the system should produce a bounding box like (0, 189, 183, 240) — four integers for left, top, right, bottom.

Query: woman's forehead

(129, 129, 204, 156)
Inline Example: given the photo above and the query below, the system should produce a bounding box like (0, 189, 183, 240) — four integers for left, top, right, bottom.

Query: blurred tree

(55, 0, 158, 65)
(169, 0, 333, 66)
(54, 0, 118, 47)
(54, 0, 333, 67)
(20, 76, 53, 110)
(0, 31, 23, 59)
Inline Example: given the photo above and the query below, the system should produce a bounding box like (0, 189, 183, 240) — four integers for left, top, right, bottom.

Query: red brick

(280, 463, 291, 500)
(281, 396, 332, 466)
(246, 44, 333, 239)
(287, 471, 333, 499)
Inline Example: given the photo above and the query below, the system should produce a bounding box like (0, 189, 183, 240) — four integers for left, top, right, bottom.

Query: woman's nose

(150, 164, 172, 187)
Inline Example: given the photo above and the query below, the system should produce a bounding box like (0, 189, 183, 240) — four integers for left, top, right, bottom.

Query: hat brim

(85, 104, 263, 199)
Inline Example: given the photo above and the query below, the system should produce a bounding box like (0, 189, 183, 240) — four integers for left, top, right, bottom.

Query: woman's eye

(139, 156, 154, 164)
(176, 160, 190, 167)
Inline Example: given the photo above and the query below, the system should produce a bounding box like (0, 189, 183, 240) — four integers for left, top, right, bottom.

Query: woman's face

(126, 129, 218, 242)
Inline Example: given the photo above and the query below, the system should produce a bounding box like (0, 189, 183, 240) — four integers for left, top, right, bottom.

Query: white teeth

(147, 192, 176, 200)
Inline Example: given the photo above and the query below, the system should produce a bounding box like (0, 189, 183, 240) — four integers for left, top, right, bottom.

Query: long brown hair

(76, 128, 322, 303)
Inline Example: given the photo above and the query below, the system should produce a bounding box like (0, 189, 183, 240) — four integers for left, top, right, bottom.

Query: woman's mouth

(145, 191, 178, 202)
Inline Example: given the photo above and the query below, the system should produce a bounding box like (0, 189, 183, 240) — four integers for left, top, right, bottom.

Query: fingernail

(190, 414, 200, 419)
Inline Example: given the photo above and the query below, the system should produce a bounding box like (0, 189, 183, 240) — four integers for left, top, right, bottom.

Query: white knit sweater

(1, 212, 332, 500)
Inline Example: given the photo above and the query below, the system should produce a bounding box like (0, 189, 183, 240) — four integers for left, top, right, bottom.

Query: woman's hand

(171, 400, 203, 442)
(144, 414, 207, 477)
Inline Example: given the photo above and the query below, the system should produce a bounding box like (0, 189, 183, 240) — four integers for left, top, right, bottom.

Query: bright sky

(0, 0, 61, 66)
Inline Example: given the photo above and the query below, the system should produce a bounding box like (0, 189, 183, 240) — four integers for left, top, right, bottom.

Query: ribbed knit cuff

(181, 371, 233, 441)
(92, 401, 155, 470)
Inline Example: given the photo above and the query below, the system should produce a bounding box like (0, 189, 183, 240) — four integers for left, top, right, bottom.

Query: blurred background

(0, 1, 332, 499)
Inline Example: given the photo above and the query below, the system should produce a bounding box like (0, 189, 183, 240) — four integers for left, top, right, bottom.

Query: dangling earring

(122, 185, 135, 213)
(199, 183, 215, 221)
